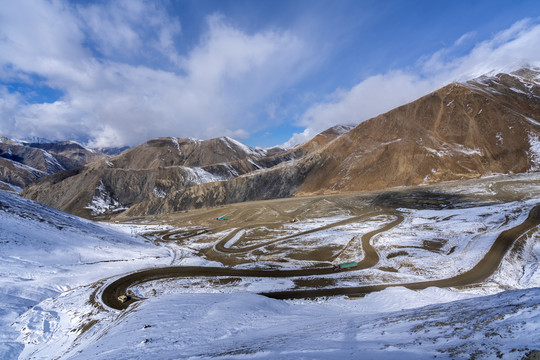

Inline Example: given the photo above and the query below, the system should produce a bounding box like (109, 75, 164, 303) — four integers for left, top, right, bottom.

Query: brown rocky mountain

(296, 68, 540, 194)
(0, 157, 44, 191)
(0, 139, 106, 191)
(21, 68, 540, 218)
(20, 127, 349, 218)
(123, 68, 540, 216)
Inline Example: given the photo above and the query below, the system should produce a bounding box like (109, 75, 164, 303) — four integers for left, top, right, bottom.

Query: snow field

(0, 190, 172, 359)
(24, 288, 540, 360)
(374, 201, 534, 279)
(2, 172, 540, 359)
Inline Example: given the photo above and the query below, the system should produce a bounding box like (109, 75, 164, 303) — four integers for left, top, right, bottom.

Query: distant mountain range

(11, 68, 540, 218)
(0, 137, 131, 193)
(18, 126, 349, 218)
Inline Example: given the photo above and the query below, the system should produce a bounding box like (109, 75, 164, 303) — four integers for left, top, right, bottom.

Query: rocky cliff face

(21, 69, 540, 218)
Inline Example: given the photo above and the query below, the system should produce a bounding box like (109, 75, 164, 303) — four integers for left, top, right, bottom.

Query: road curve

(102, 213, 402, 310)
(101, 205, 539, 310)
(263, 204, 540, 299)
(214, 211, 402, 254)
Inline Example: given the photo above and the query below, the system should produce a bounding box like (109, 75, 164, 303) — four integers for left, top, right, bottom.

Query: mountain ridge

(20, 68, 540, 218)
(0, 139, 111, 191)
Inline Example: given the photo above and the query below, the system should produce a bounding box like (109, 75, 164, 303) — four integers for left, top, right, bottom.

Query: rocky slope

(124, 68, 540, 216)
(22, 68, 540, 218)
(26, 141, 106, 170)
(296, 68, 540, 194)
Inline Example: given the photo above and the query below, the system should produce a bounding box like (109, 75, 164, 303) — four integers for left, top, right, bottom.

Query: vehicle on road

(333, 262, 358, 271)
(118, 295, 131, 303)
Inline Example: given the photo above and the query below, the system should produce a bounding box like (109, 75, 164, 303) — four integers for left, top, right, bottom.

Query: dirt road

(263, 204, 540, 299)
(101, 204, 539, 310)
(101, 212, 402, 309)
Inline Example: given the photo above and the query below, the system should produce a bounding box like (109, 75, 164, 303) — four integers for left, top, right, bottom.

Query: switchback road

(101, 205, 540, 310)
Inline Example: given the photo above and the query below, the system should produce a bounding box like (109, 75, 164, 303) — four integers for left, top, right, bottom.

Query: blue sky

(1, 1, 540, 148)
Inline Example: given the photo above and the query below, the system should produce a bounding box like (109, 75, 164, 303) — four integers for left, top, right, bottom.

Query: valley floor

(1, 173, 540, 359)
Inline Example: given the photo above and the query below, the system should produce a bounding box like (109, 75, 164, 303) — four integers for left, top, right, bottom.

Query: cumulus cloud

(3, 1, 540, 149)
(299, 71, 434, 135)
(287, 18, 540, 147)
(0, 0, 313, 147)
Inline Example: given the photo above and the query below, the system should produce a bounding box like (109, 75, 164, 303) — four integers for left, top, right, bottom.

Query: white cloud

(77, 0, 182, 65)
(281, 128, 317, 149)
(299, 71, 434, 134)
(0, 1, 86, 81)
(0, 0, 313, 147)
(3, 1, 540, 149)
(290, 18, 540, 147)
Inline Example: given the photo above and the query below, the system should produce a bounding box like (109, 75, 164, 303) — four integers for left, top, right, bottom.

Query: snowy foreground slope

(41, 289, 540, 359)
(1, 181, 540, 359)
(0, 190, 171, 359)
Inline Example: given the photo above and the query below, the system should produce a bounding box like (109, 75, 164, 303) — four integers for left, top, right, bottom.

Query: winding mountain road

(101, 204, 540, 310)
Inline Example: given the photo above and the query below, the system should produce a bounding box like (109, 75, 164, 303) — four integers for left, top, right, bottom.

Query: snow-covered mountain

(0, 138, 107, 191)
(28, 288, 540, 359)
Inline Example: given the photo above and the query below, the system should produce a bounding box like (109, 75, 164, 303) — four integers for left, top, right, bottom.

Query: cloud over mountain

(0, 0, 313, 147)
(1, 1, 540, 148)
(289, 18, 540, 146)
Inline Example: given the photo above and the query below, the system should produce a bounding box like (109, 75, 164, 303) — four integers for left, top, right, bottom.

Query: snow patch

(185, 167, 225, 184)
(11, 161, 46, 176)
(509, 87, 527, 94)
(223, 162, 239, 177)
(527, 132, 540, 170)
(0, 180, 23, 193)
(496, 132, 503, 146)
(523, 116, 540, 126)
(423, 168, 436, 183)
(40, 149, 65, 172)
(170, 137, 182, 156)
(222, 137, 266, 157)
(153, 187, 167, 198)
(425, 143, 482, 157)
(247, 158, 261, 169)
(84, 180, 128, 215)
(68, 140, 96, 153)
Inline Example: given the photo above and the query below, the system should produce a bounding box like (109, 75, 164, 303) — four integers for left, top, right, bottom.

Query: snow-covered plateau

(1, 173, 539, 359)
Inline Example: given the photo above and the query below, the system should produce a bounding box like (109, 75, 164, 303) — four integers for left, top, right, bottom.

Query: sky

(1, 0, 540, 149)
